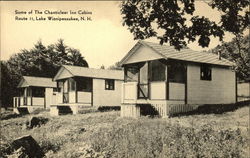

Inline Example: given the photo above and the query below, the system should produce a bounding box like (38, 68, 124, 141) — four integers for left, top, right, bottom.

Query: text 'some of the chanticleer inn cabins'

(15, 9, 92, 22)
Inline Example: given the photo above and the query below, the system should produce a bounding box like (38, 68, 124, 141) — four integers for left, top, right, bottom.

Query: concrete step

(57, 106, 73, 115)
(17, 107, 29, 114)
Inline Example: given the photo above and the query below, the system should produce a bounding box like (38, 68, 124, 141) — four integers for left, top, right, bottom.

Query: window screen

(150, 60, 166, 81)
(168, 62, 186, 83)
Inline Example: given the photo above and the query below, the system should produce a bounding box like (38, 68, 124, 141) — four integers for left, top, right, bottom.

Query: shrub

(0, 111, 21, 120)
(97, 106, 120, 112)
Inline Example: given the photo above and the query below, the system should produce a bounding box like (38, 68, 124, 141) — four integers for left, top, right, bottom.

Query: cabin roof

(17, 76, 57, 88)
(120, 40, 234, 66)
(53, 65, 124, 81)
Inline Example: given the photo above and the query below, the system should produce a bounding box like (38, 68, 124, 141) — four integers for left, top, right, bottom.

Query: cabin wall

(187, 63, 236, 104)
(150, 82, 166, 100)
(57, 92, 63, 104)
(93, 79, 122, 106)
(77, 91, 92, 104)
(169, 83, 185, 100)
(237, 82, 250, 101)
(69, 91, 76, 103)
(32, 97, 44, 107)
(45, 88, 57, 108)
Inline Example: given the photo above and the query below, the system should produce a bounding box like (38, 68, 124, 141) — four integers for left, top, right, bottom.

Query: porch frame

(124, 59, 188, 103)
(57, 76, 93, 105)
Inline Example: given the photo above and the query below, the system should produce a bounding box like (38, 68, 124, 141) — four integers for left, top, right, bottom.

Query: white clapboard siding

(187, 64, 236, 104)
(150, 82, 166, 100)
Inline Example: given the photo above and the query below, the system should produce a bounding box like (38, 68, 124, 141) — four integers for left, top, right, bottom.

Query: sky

(0, 1, 236, 68)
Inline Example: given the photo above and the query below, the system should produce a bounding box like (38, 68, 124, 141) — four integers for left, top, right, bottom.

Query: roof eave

(119, 40, 167, 66)
(53, 65, 74, 81)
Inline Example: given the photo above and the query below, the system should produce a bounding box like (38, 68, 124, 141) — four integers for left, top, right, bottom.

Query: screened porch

(13, 87, 46, 108)
(121, 59, 187, 104)
(56, 77, 92, 106)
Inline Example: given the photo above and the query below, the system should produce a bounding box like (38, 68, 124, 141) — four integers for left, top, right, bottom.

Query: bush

(89, 118, 247, 158)
(97, 106, 120, 112)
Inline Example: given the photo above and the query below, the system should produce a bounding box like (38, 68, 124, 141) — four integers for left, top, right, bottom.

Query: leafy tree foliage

(121, 0, 249, 49)
(208, 35, 250, 80)
(108, 62, 123, 70)
(1, 39, 88, 107)
(100, 65, 105, 69)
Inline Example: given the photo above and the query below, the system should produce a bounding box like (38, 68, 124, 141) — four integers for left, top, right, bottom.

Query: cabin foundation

(121, 103, 198, 118)
(50, 105, 79, 116)
(120, 104, 140, 118)
(13, 106, 44, 114)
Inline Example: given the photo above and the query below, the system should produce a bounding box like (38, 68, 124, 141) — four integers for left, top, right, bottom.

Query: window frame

(200, 64, 212, 81)
(105, 79, 115, 90)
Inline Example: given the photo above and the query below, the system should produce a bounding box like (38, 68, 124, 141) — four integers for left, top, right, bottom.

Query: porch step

(16, 107, 29, 114)
(57, 106, 73, 115)
(139, 104, 159, 116)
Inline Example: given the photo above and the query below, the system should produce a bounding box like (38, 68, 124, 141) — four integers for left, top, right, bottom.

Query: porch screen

(139, 62, 148, 84)
(68, 78, 76, 91)
(57, 81, 63, 92)
(125, 66, 139, 82)
(63, 80, 68, 93)
(32, 87, 45, 97)
(138, 62, 148, 98)
(76, 77, 92, 92)
(168, 62, 186, 83)
(150, 60, 166, 81)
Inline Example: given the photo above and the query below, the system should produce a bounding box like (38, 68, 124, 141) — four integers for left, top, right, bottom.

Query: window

(53, 88, 57, 95)
(200, 64, 212, 80)
(105, 79, 115, 90)
(150, 60, 166, 81)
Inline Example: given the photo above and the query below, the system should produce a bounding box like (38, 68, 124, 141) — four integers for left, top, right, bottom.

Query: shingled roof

(120, 40, 234, 66)
(18, 76, 56, 88)
(53, 65, 124, 81)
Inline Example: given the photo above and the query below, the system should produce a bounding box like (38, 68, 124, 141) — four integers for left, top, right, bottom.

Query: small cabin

(51, 65, 124, 115)
(13, 76, 57, 114)
(119, 41, 236, 117)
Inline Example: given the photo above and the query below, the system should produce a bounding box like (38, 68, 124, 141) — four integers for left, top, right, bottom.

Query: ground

(0, 105, 249, 158)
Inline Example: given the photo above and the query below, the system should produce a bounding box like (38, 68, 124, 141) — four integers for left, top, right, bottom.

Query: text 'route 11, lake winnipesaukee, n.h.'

(15, 9, 92, 21)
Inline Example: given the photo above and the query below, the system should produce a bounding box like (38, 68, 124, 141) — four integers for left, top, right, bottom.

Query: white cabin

(51, 65, 123, 115)
(13, 76, 57, 113)
(119, 41, 236, 117)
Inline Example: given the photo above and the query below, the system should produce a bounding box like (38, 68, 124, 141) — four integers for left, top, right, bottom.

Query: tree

(108, 62, 123, 70)
(208, 35, 250, 80)
(100, 65, 105, 69)
(1, 61, 19, 108)
(1, 39, 88, 108)
(121, 0, 249, 50)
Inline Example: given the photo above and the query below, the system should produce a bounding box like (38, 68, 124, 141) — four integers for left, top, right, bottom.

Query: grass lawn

(1, 105, 249, 158)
